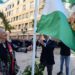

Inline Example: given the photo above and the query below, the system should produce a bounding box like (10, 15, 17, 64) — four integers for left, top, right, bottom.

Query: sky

(0, 0, 9, 3)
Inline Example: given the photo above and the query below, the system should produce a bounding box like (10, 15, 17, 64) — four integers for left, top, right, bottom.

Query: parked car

(12, 39, 22, 46)
(13, 44, 20, 52)
(11, 39, 22, 52)
(11, 39, 32, 52)
(18, 40, 32, 52)
(18, 47, 27, 53)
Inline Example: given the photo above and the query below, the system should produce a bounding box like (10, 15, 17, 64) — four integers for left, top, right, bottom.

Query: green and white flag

(62, 0, 75, 4)
(37, 0, 75, 51)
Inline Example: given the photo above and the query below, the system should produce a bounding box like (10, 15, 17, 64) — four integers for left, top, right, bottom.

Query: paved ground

(16, 47, 75, 75)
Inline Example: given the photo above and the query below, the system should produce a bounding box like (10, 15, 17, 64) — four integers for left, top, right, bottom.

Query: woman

(0, 28, 16, 75)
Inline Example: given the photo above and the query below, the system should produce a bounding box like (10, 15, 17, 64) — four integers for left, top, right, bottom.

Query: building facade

(0, 0, 45, 40)
(0, 0, 73, 40)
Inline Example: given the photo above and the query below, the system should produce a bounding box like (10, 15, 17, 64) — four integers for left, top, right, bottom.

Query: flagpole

(31, 0, 38, 75)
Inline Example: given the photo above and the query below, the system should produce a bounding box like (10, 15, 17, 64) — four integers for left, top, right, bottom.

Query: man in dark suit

(39, 35, 57, 75)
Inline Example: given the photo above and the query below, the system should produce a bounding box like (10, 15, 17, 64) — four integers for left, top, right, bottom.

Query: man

(57, 41, 71, 75)
(39, 35, 57, 75)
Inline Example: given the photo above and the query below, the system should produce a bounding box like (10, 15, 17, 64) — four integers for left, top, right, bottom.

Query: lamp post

(21, 27, 27, 47)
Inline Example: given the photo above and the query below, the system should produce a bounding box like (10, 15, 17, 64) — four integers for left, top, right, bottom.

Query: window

(11, 10, 13, 15)
(30, 11, 33, 17)
(16, 16, 18, 20)
(16, 8, 19, 13)
(11, 18, 12, 22)
(12, 4, 14, 7)
(23, 5, 26, 10)
(15, 25, 17, 29)
(7, 11, 11, 16)
(29, 22, 33, 28)
(39, 8, 43, 14)
(24, 14, 26, 18)
(11, 17, 14, 22)
(23, 0, 26, 2)
(26, 13, 29, 18)
(22, 24, 24, 28)
(8, 19, 10, 23)
(19, 15, 23, 20)
(6, 5, 11, 10)
(7, 10, 13, 16)
(17, 0, 20, 5)
(5, 8, 7, 11)
(22, 14, 24, 19)
(5, 4, 14, 11)
(18, 24, 21, 29)
(10, 18, 12, 22)
(13, 17, 16, 21)
(25, 23, 28, 28)
(7, 12, 9, 16)
(30, 1, 34, 8)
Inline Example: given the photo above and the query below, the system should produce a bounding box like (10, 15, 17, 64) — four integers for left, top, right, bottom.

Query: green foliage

(22, 65, 31, 75)
(0, 12, 14, 32)
(70, 3, 75, 8)
(22, 63, 45, 75)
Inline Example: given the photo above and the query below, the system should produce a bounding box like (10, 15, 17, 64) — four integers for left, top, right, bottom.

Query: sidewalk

(36, 54, 75, 75)
(16, 47, 75, 75)
(36, 48, 75, 75)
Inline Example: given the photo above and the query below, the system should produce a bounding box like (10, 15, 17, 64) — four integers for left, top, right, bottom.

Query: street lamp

(21, 27, 27, 47)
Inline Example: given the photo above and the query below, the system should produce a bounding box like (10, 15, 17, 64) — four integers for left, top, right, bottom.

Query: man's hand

(38, 39, 45, 46)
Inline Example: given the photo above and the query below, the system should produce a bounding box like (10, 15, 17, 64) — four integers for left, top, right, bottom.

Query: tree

(69, 3, 75, 8)
(22, 62, 44, 75)
(0, 12, 14, 32)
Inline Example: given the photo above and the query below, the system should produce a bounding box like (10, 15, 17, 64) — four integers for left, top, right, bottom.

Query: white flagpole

(31, 0, 38, 75)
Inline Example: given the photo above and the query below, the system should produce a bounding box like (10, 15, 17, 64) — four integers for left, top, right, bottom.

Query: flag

(37, 0, 75, 51)
(62, 0, 75, 4)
